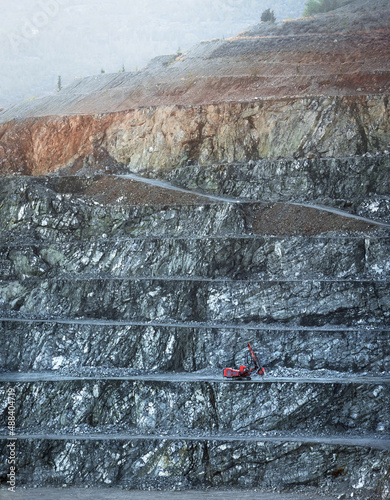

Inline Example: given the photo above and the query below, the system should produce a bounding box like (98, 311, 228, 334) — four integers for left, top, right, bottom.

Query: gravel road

(0, 487, 341, 500)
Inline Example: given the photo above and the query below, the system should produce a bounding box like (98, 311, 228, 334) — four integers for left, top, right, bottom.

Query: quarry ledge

(0, 488, 349, 500)
(1, 317, 388, 331)
(1, 372, 389, 385)
(1, 433, 389, 450)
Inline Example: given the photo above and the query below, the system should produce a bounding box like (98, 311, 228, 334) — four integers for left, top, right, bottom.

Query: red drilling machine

(223, 342, 265, 380)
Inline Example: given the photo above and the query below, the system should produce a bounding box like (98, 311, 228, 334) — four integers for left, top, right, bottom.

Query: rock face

(1, 96, 389, 175)
(0, 0, 390, 498)
(161, 153, 390, 223)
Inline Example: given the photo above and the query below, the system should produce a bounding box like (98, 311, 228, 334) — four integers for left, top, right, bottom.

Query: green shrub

(261, 8, 276, 23)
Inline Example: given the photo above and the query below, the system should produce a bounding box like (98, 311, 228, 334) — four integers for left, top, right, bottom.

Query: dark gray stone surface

(0, 165, 389, 497)
(1, 379, 389, 435)
(1, 321, 389, 374)
(0, 236, 389, 280)
(0, 177, 250, 242)
(0, 438, 389, 496)
(1, 278, 388, 327)
(162, 154, 390, 223)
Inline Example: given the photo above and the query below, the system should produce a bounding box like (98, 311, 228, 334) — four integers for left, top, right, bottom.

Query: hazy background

(0, 0, 306, 109)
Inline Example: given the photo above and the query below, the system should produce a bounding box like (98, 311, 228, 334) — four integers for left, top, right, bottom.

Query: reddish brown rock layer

(0, 96, 389, 175)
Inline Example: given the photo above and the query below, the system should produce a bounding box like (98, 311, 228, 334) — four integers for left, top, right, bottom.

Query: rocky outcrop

(1, 236, 389, 281)
(3, 438, 389, 493)
(3, 377, 390, 435)
(1, 96, 389, 175)
(1, 277, 389, 326)
(1, 321, 389, 374)
(161, 153, 390, 222)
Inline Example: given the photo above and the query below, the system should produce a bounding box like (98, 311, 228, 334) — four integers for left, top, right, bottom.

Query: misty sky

(0, 0, 306, 109)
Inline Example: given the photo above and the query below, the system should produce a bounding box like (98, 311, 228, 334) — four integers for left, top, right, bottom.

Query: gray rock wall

(162, 153, 390, 223)
(0, 177, 250, 242)
(0, 169, 389, 497)
(1, 321, 389, 374)
(1, 379, 389, 436)
(1, 278, 388, 326)
(1, 438, 389, 494)
(0, 236, 389, 280)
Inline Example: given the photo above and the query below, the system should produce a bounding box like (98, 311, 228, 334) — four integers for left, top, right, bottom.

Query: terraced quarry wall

(0, 161, 389, 498)
(1, 0, 390, 498)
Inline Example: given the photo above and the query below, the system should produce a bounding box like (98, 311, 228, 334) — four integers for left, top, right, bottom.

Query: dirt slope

(0, 0, 389, 176)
